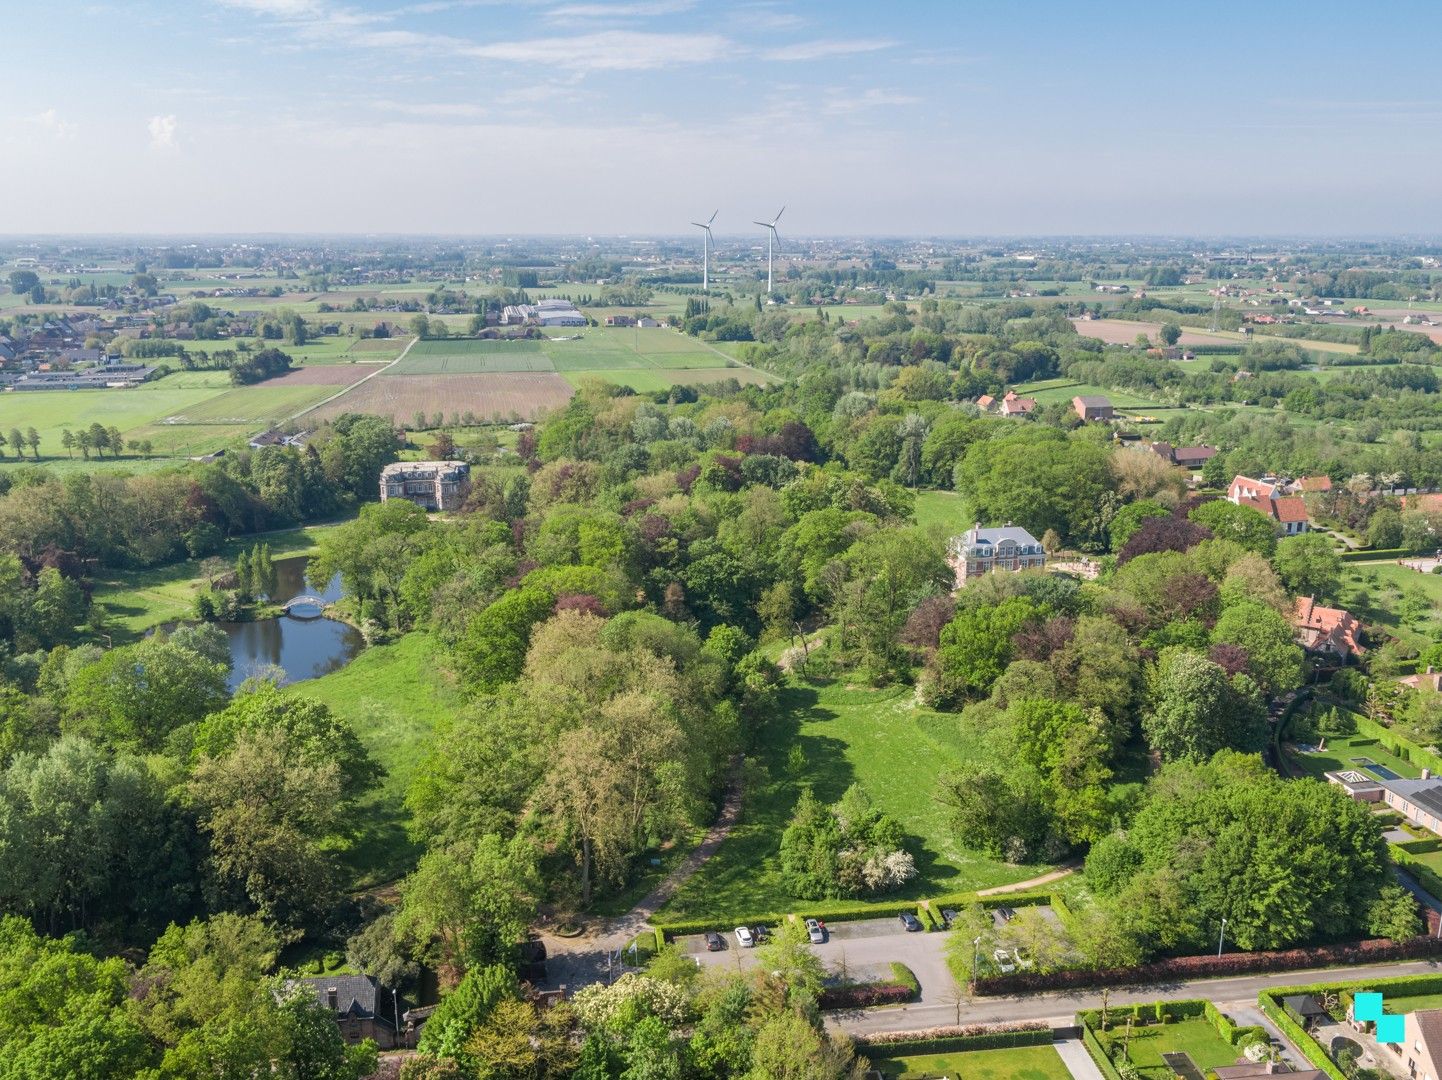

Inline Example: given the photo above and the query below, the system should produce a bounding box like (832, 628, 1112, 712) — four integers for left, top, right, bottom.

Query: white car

(805, 918, 825, 944)
(735, 925, 755, 947)
(993, 948, 1017, 974)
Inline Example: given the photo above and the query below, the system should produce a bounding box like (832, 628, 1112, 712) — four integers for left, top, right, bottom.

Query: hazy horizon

(6, 0, 1441, 236)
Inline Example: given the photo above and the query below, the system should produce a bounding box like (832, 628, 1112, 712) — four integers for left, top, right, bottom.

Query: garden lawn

(1341, 560, 1442, 651)
(1282, 730, 1420, 782)
(871, 1044, 1070, 1080)
(658, 680, 1049, 924)
(913, 489, 965, 533)
(296, 631, 464, 888)
(1095, 1018, 1240, 1080)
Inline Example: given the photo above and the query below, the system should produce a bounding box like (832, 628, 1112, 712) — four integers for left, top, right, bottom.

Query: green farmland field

(0, 371, 234, 462)
(390, 338, 555, 374)
(168, 385, 336, 424)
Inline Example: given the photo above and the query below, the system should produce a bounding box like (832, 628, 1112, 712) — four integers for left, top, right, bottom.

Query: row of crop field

(387, 328, 734, 374)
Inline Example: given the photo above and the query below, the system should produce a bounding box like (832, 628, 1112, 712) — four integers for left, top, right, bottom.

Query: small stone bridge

(280, 595, 328, 617)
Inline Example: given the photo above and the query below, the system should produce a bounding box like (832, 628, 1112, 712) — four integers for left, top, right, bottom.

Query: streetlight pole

(973, 936, 982, 984)
(1217, 917, 1228, 957)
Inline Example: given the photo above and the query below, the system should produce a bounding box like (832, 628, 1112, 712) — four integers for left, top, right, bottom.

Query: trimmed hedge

(1080, 1022, 1123, 1080)
(1398, 837, 1442, 855)
(1393, 844, 1442, 904)
(974, 934, 1442, 995)
(1259, 994, 1346, 1080)
(819, 980, 914, 1009)
(1353, 714, 1442, 777)
(854, 1023, 1053, 1055)
(1340, 548, 1410, 562)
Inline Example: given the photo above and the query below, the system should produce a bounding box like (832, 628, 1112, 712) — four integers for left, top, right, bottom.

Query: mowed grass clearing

(90, 522, 338, 640)
(168, 385, 338, 423)
(658, 680, 1050, 923)
(872, 1043, 1071, 1080)
(296, 631, 465, 886)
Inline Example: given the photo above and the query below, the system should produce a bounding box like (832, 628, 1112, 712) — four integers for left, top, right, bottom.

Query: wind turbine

(690, 210, 717, 293)
(754, 205, 784, 297)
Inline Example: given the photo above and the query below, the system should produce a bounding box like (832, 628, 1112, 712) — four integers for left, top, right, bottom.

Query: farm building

(379, 460, 470, 512)
(1071, 394, 1114, 422)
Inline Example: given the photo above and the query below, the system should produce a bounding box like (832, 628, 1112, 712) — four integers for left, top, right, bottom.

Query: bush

(890, 962, 921, 996)
(819, 981, 914, 1009)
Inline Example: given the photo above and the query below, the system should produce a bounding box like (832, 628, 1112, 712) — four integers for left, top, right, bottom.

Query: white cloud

(461, 30, 731, 70)
(545, 0, 696, 18)
(148, 114, 178, 149)
(29, 108, 76, 139)
(762, 38, 895, 62)
(824, 88, 922, 113)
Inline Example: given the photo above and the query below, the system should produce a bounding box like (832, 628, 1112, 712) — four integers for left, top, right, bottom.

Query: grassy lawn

(1382, 990, 1442, 1014)
(913, 489, 965, 533)
(296, 631, 464, 888)
(1282, 730, 1421, 782)
(90, 522, 341, 640)
(658, 679, 1049, 922)
(563, 368, 769, 393)
(871, 1044, 1070, 1080)
(1095, 1017, 1240, 1080)
(1339, 559, 1442, 651)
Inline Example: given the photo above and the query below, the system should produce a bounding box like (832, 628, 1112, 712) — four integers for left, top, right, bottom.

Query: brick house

(288, 975, 425, 1050)
(998, 390, 1037, 416)
(379, 460, 470, 511)
(1072, 394, 1114, 422)
(948, 523, 1047, 587)
(1227, 475, 1309, 535)
(1292, 596, 1364, 658)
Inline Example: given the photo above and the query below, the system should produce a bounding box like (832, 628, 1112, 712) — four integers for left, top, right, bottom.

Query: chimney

(327, 987, 338, 1011)
(1424, 769, 1433, 781)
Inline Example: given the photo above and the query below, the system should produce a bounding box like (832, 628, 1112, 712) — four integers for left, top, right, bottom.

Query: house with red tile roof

(1293, 596, 1364, 658)
(976, 394, 996, 411)
(1297, 475, 1332, 493)
(1402, 492, 1442, 514)
(1227, 475, 1310, 535)
(998, 390, 1036, 416)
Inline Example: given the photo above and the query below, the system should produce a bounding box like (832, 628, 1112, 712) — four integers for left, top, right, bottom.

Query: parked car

(705, 931, 724, 952)
(805, 918, 825, 944)
(939, 908, 959, 929)
(996, 906, 1016, 923)
(735, 926, 755, 948)
(751, 925, 770, 942)
(993, 948, 1016, 974)
(899, 912, 923, 932)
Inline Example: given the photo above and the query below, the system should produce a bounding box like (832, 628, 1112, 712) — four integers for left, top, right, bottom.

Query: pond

(214, 555, 364, 690)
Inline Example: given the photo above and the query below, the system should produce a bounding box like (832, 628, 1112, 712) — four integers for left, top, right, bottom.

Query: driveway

(678, 919, 958, 1011)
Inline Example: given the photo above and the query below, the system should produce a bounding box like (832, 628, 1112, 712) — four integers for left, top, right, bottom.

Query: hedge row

(890, 963, 921, 996)
(654, 887, 1075, 941)
(1268, 972, 1442, 1001)
(1080, 1022, 1123, 1080)
(1353, 714, 1442, 776)
(1339, 548, 1411, 562)
(1258, 994, 1346, 1080)
(1395, 845, 1442, 906)
(974, 934, 1442, 995)
(819, 981, 914, 1010)
(855, 1025, 1054, 1056)
(1397, 837, 1442, 855)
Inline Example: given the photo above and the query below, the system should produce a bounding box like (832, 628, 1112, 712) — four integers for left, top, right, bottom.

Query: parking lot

(675, 917, 956, 1004)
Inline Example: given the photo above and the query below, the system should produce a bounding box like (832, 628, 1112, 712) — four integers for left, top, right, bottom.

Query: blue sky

(3, 0, 1440, 235)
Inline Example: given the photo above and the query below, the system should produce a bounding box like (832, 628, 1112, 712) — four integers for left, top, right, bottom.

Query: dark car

(751, 925, 770, 942)
(899, 912, 923, 932)
(940, 908, 959, 929)
(704, 931, 724, 952)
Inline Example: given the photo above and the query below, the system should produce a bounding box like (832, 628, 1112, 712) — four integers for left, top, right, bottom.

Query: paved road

(828, 957, 1442, 1035)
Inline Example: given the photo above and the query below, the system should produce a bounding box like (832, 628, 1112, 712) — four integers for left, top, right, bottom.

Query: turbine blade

(753, 221, 769, 228)
(708, 210, 718, 224)
(774, 206, 785, 224)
